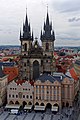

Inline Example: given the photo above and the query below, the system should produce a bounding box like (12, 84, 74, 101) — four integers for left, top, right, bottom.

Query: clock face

(35, 45, 37, 48)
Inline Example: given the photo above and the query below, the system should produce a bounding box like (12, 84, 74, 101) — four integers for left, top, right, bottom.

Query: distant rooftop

(75, 60, 80, 65)
(0, 62, 15, 67)
(37, 73, 65, 83)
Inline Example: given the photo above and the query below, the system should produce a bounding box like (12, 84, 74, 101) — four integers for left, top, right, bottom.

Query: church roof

(37, 73, 64, 83)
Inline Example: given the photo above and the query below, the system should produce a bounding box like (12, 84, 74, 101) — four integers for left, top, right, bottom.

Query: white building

(7, 80, 33, 106)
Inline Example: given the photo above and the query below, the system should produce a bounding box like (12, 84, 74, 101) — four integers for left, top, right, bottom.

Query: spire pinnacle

(26, 7, 27, 12)
(32, 30, 34, 41)
(40, 29, 42, 40)
(47, 4, 48, 13)
(25, 7, 28, 26)
(20, 28, 21, 40)
(46, 5, 49, 25)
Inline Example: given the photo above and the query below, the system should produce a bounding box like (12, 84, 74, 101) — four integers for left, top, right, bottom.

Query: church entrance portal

(33, 60, 39, 80)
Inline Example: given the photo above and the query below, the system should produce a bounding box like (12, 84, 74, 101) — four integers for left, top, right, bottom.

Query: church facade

(19, 10, 55, 80)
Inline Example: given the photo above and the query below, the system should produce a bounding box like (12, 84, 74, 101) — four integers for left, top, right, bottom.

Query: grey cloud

(68, 17, 80, 22)
(0, 29, 3, 32)
(56, 32, 80, 41)
(58, 37, 80, 41)
(50, 0, 80, 13)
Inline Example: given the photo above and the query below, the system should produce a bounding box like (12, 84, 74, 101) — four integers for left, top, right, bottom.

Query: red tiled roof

(29, 80, 34, 86)
(16, 80, 26, 85)
(3, 67, 18, 82)
(69, 68, 78, 80)
(2, 58, 9, 61)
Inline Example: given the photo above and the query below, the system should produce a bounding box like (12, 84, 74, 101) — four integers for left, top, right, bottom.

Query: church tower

(40, 9, 55, 56)
(20, 10, 33, 55)
(19, 10, 34, 80)
(40, 9, 55, 74)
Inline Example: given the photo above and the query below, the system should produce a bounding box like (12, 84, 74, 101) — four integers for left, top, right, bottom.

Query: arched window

(46, 43, 49, 50)
(26, 95, 28, 98)
(24, 43, 27, 51)
(33, 60, 39, 80)
(28, 102, 32, 105)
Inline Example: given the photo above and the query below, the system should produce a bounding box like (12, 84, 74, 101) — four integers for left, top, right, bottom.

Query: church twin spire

(40, 9, 55, 41)
(20, 9, 33, 41)
(20, 8, 55, 42)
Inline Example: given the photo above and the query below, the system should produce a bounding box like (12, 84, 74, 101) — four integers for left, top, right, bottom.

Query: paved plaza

(0, 107, 75, 120)
(0, 91, 80, 120)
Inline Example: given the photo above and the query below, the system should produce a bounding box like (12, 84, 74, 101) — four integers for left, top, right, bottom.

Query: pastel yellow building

(34, 73, 78, 110)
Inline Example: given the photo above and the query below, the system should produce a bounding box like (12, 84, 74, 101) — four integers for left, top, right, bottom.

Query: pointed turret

(32, 31, 34, 41)
(40, 8, 55, 41)
(20, 9, 33, 41)
(50, 22, 52, 31)
(46, 11, 49, 25)
(25, 9, 28, 26)
(52, 30, 55, 40)
(44, 22, 45, 31)
(20, 29, 22, 40)
(28, 22, 30, 32)
(40, 29, 42, 40)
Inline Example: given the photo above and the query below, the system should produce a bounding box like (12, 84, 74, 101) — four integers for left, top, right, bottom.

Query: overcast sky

(0, 0, 80, 46)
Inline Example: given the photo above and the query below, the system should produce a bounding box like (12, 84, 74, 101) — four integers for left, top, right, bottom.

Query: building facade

(7, 73, 79, 109)
(34, 73, 75, 109)
(19, 10, 55, 80)
(0, 67, 8, 106)
(7, 80, 33, 106)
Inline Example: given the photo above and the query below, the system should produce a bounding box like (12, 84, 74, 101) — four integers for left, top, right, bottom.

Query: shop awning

(5, 104, 20, 109)
(34, 105, 45, 111)
(51, 106, 58, 112)
(24, 105, 33, 110)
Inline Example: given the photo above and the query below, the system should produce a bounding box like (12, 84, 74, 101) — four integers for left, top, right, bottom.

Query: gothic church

(19, 10, 55, 80)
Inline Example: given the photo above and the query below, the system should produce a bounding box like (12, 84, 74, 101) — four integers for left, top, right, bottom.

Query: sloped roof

(0, 67, 6, 78)
(16, 80, 26, 85)
(3, 67, 18, 82)
(37, 73, 64, 83)
(69, 68, 78, 80)
(0, 62, 15, 67)
(37, 74, 56, 83)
